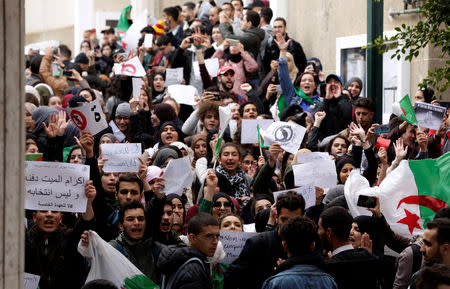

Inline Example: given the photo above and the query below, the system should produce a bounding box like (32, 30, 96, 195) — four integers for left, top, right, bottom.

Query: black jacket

(25, 218, 95, 289)
(264, 33, 307, 75)
(219, 23, 265, 60)
(224, 227, 286, 289)
(314, 95, 353, 140)
(157, 246, 213, 289)
(325, 248, 379, 289)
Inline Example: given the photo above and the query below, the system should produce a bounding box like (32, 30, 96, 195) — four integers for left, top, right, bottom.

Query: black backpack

(160, 257, 205, 289)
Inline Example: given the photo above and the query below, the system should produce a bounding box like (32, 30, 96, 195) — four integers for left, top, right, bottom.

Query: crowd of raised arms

(23, 0, 450, 289)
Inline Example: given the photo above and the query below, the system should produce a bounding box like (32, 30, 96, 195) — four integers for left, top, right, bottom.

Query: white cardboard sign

(25, 161, 89, 213)
(164, 68, 184, 87)
(101, 143, 142, 173)
(193, 58, 220, 79)
(162, 156, 194, 195)
(67, 98, 108, 135)
(241, 119, 274, 144)
(295, 152, 330, 164)
(168, 84, 197, 106)
(273, 186, 316, 209)
(24, 273, 40, 289)
(219, 230, 258, 264)
(292, 159, 337, 189)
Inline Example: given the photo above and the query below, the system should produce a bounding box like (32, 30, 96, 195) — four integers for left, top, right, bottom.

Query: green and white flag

(345, 153, 450, 237)
(117, 6, 132, 40)
(392, 94, 418, 125)
(78, 231, 159, 289)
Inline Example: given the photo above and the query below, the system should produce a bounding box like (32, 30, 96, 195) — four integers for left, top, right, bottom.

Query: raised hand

(393, 138, 408, 160)
(43, 112, 58, 138)
(77, 131, 94, 158)
(56, 110, 71, 136)
(360, 233, 373, 254)
(274, 33, 290, 51)
(268, 143, 283, 168)
(314, 111, 326, 127)
(377, 147, 388, 165)
(349, 122, 366, 140)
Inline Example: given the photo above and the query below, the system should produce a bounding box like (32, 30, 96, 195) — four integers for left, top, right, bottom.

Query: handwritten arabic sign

(25, 161, 89, 213)
(219, 230, 258, 264)
(101, 143, 142, 173)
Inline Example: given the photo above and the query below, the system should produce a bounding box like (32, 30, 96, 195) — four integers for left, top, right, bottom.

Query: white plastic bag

(78, 230, 158, 289)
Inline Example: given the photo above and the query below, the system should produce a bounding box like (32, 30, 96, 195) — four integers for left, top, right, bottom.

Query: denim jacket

(277, 57, 320, 113)
(262, 264, 337, 289)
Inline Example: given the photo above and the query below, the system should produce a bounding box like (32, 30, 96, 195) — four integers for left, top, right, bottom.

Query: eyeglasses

(198, 233, 220, 242)
(213, 201, 232, 208)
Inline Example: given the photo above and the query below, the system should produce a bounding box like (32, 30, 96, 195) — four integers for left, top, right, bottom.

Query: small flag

(117, 6, 132, 41)
(392, 94, 417, 125)
(257, 124, 269, 149)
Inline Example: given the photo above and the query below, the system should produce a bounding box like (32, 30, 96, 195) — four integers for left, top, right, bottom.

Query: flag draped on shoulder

(345, 153, 450, 237)
(78, 230, 159, 289)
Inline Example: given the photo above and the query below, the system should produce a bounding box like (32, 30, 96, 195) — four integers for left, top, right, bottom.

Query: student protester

(262, 216, 337, 289)
(25, 182, 97, 289)
(313, 74, 353, 140)
(275, 33, 320, 113)
(81, 198, 167, 282)
(224, 191, 306, 289)
(318, 206, 379, 289)
(157, 212, 219, 289)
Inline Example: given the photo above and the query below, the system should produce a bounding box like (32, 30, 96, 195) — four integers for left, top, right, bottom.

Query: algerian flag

(392, 94, 418, 125)
(114, 57, 146, 77)
(78, 230, 159, 289)
(257, 124, 269, 149)
(260, 121, 306, 154)
(345, 152, 450, 237)
(117, 6, 132, 41)
(121, 10, 148, 53)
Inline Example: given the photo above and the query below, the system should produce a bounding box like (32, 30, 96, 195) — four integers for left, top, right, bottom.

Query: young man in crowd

(318, 206, 379, 289)
(224, 191, 306, 289)
(157, 212, 219, 289)
(26, 182, 97, 289)
(262, 216, 337, 289)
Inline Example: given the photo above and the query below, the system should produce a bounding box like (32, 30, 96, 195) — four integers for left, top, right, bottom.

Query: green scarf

(294, 86, 315, 105)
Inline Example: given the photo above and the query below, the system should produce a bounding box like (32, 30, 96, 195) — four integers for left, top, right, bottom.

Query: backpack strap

(162, 257, 205, 289)
(411, 243, 422, 274)
(106, 210, 119, 225)
(115, 241, 126, 257)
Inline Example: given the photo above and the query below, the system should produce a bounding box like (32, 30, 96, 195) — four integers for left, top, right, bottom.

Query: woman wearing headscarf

(32, 106, 79, 157)
(150, 72, 167, 104)
(344, 77, 363, 102)
(25, 102, 37, 133)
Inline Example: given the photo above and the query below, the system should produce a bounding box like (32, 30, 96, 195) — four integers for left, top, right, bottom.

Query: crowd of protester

(23, 0, 450, 288)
